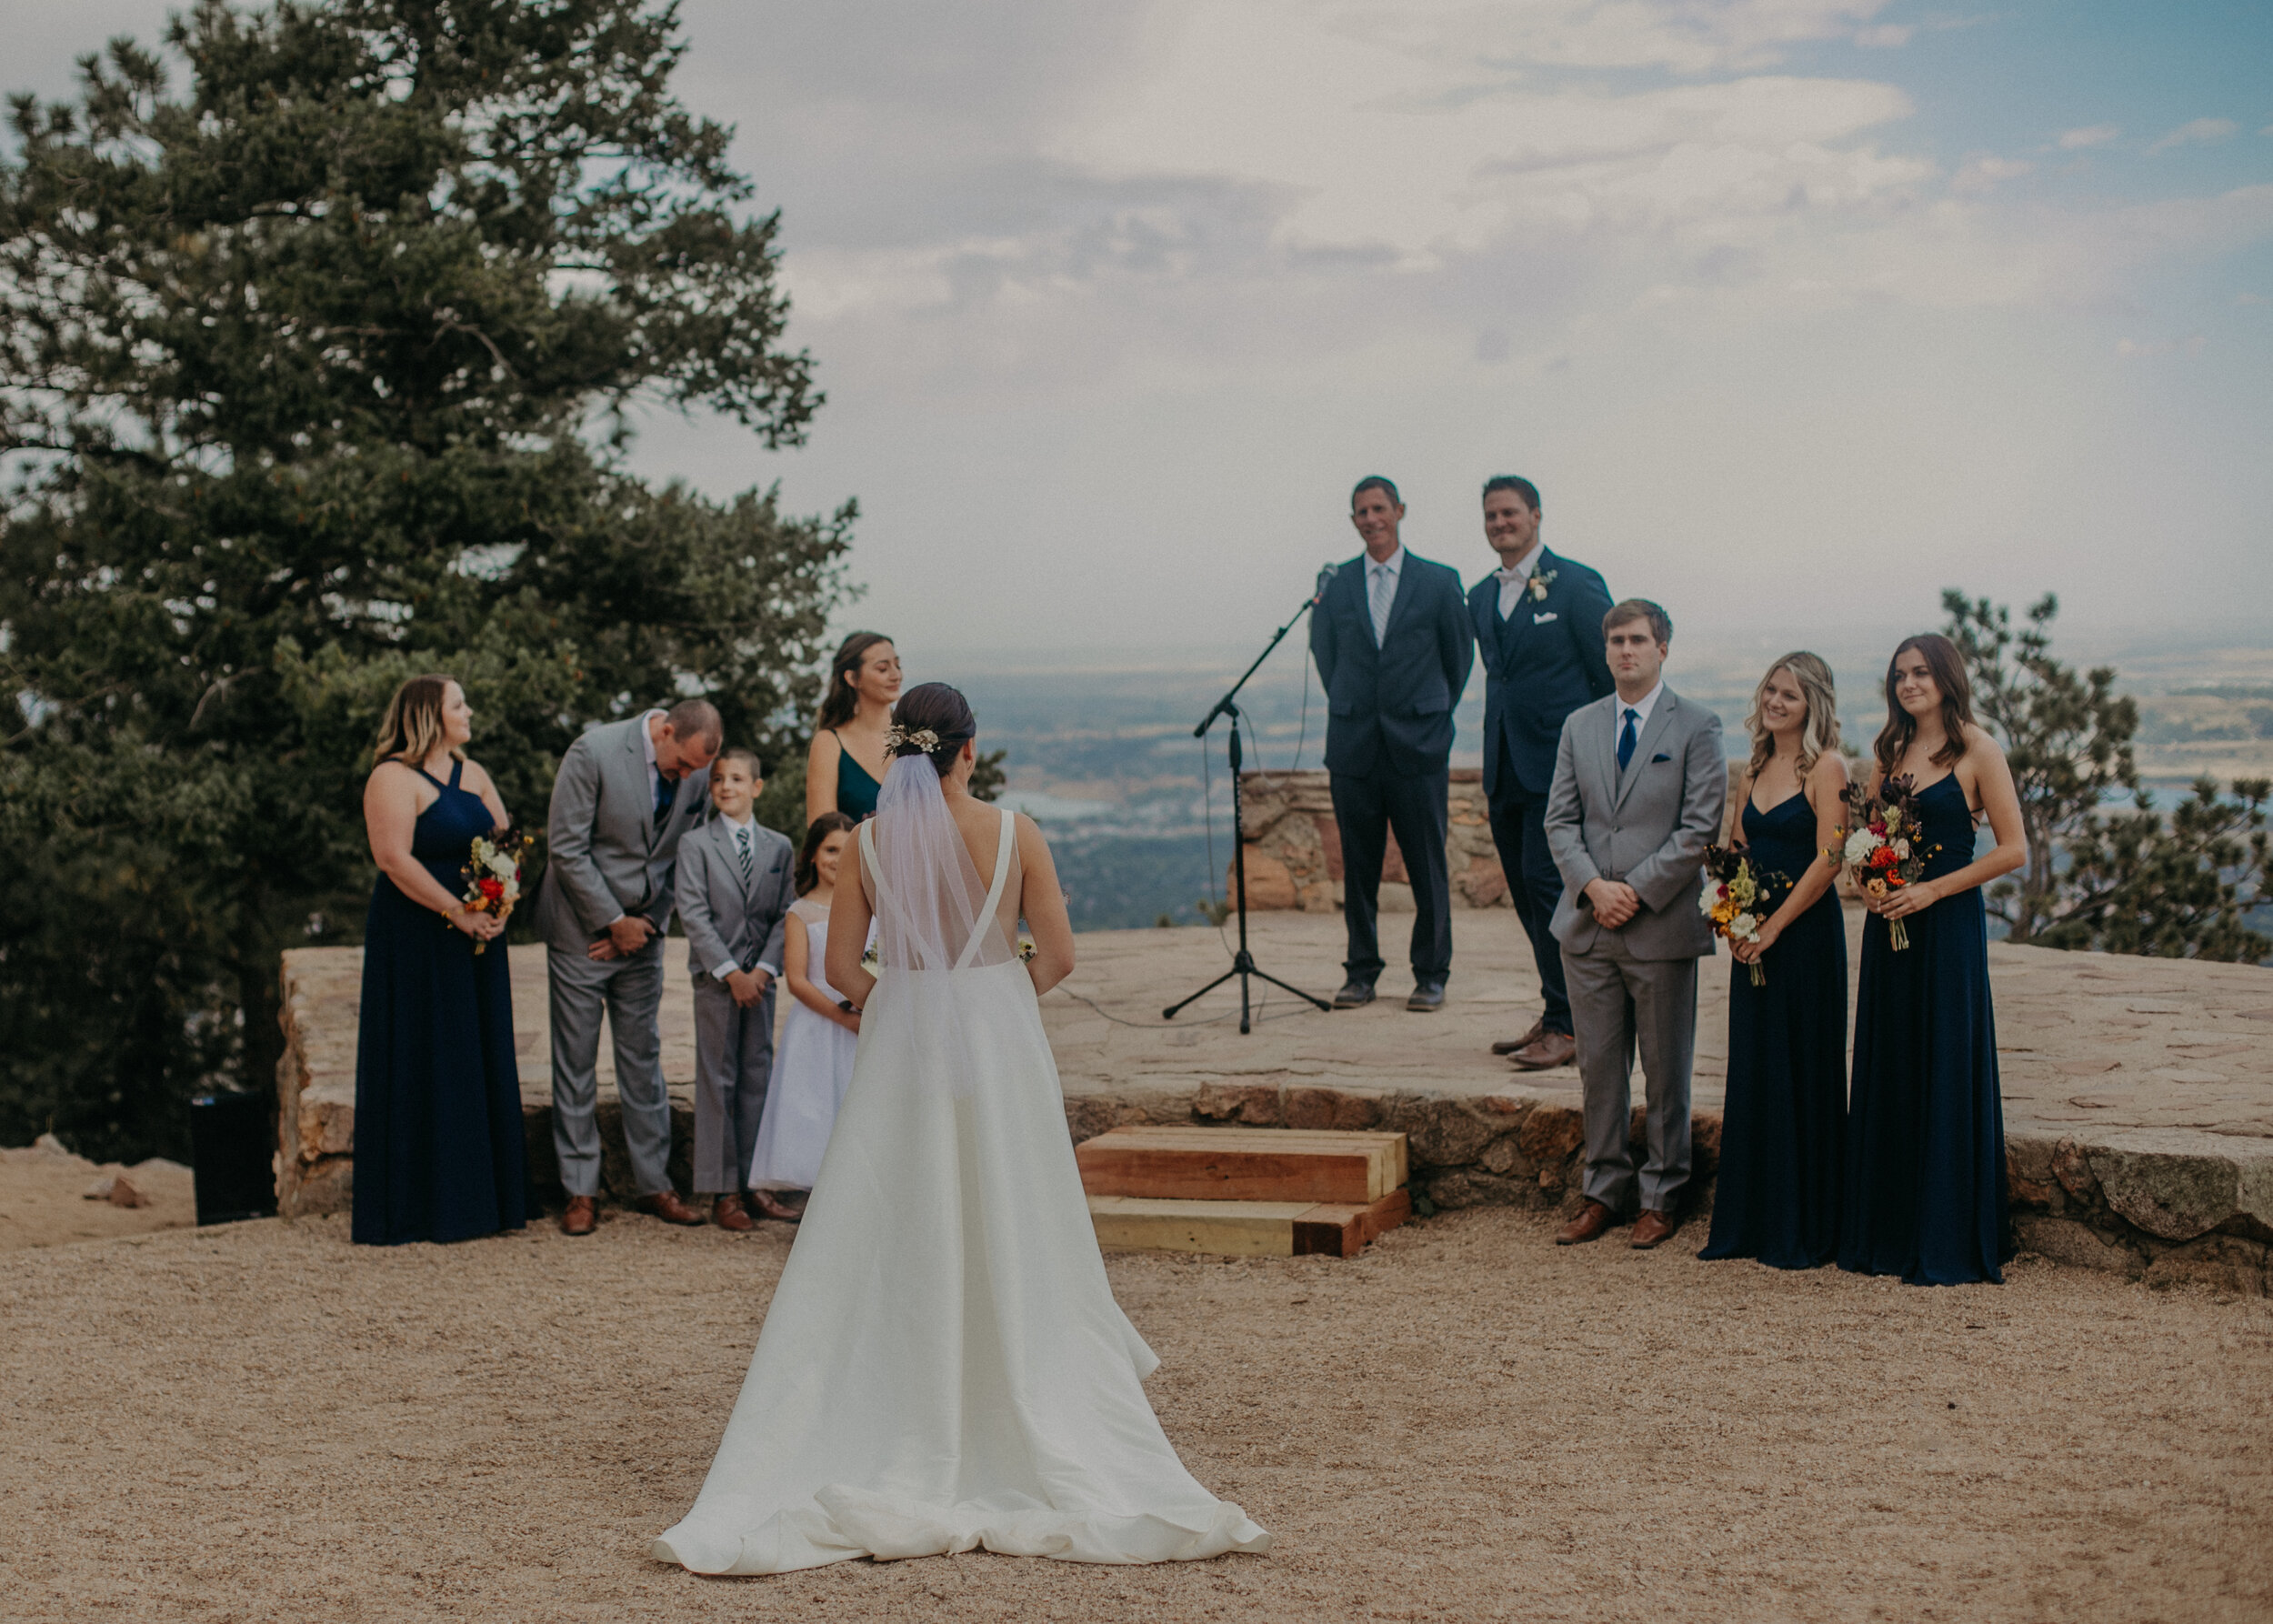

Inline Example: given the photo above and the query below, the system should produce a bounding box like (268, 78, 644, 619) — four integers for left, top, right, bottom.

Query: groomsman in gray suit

(1544, 600, 1726, 1250)
(534, 699, 722, 1236)
(674, 747, 795, 1231)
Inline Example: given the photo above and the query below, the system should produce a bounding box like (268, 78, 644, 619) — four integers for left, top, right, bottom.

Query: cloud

(1328, 0, 1902, 75)
(2116, 335, 2206, 357)
(1856, 24, 1914, 46)
(1953, 155, 2035, 194)
(2149, 117, 2238, 153)
(594, 0, 2273, 653)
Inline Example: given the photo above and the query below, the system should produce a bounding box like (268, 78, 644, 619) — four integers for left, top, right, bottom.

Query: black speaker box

(189, 1091, 278, 1226)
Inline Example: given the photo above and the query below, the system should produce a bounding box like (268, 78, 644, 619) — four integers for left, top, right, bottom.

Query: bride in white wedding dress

(652, 683, 1268, 1575)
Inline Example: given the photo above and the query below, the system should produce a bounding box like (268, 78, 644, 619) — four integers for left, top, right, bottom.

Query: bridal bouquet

(1833, 777, 1939, 950)
(1698, 845, 1786, 985)
(457, 827, 535, 955)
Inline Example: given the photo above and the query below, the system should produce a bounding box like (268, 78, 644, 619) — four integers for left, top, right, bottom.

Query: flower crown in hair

(884, 724, 941, 756)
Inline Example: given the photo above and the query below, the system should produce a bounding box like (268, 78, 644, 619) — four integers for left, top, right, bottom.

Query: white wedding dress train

(653, 806, 1267, 1574)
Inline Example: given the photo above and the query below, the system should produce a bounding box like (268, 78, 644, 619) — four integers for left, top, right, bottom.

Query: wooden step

(1087, 1188, 1412, 1259)
(1076, 1126, 1407, 1205)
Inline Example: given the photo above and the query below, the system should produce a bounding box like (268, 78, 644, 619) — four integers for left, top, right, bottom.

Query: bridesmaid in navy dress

(354, 675, 528, 1246)
(1701, 652, 1851, 1269)
(806, 631, 902, 824)
(1840, 634, 2027, 1286)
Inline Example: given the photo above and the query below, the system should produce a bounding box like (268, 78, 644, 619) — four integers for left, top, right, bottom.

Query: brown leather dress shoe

(1555, 1199, 1616, 1246)
(1507, 1029, 1578, 1071)
(1630, 1208, 1680, 1249)
(711, 1194, 756, 1232)
(636, 1188, 706, 1227)
(751, 1188, 804, 1223)
(1491, 1018, 1547, 1057)
(561, 1195, 596, 1237)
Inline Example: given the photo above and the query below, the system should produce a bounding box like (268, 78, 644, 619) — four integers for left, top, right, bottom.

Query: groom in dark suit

(1310, 476, 1475, 1011)
(1467, 476, 1614, 1070)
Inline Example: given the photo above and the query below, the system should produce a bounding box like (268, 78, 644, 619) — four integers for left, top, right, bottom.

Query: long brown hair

(1744, 651, 1838, 782)
(372, 674, 462, 767)
(816, 632, 895, 730)
(1873, 634, 1973, 778)
(796, 811, 856, 895)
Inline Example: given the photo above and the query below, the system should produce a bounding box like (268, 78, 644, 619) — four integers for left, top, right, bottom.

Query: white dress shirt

(636, 707, 667, 807)
(1613, 680, 1664, 767)
(711, 810, 782, 984)
(1493, 541, 1547, 621)
(1365, 546, 1404, 646)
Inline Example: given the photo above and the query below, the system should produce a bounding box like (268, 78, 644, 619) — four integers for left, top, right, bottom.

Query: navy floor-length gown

(1838, 773, 2011, 1286)
(352, 760, 528, 1246)
(1699, 792, 1847, 1268)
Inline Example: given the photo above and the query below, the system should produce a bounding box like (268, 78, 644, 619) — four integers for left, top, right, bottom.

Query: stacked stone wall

(1058, 1081, 2273, 1295)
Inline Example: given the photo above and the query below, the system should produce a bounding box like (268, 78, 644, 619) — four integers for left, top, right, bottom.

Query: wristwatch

(837, 998, 861, 1016)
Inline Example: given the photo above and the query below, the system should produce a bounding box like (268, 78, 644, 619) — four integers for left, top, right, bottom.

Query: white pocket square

(1533, 611, 1557, 623)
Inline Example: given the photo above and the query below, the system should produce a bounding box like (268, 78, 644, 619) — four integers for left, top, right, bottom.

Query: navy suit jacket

(1310, 548, 1474, 779)
(1468, 547, 1615, 799)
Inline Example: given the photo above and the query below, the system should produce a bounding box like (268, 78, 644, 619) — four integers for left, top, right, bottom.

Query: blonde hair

(1744, 651, 1838, 782)
(373, 674, 463, 767)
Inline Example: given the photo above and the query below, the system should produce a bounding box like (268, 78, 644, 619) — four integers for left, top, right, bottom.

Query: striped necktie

(1369, 562, 1395, 645)
(736, 825, 753, 883)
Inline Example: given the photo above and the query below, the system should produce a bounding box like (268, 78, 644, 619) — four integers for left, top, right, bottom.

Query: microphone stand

(1163, 584, 1337, 1034)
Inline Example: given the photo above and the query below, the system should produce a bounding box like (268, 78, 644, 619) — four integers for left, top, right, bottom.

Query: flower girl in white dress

(746, 812, 860, 1220)
(653, 684, 1267, 1575)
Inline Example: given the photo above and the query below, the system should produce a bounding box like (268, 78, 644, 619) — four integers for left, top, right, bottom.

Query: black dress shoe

(1331, 979, 1377, 1008)
(1407, 980, 1446, 1011)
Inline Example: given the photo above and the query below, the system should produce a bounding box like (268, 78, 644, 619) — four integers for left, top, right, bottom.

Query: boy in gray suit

(675, 748, 796, 1230)
(1544, 599, 1726, 1250)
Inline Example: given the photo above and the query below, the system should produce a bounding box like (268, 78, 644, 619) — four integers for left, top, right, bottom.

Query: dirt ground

(4, 1206, 2267, 1624)
(0, 1143, 196, 1250)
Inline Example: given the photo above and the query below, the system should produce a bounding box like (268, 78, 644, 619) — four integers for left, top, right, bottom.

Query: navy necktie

(1617, 707, 1639, 773)
(654, 769, 676, 823)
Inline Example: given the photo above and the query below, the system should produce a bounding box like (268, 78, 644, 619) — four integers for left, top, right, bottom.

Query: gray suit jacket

(1545, 687, 1727, 960)
(675, 817, 795, 983)
(532, 716, 713, 950)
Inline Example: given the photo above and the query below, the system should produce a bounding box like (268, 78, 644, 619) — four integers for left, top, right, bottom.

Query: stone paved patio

(1042, 910, 2273, 1142)
(275, 909, 2273, 1290)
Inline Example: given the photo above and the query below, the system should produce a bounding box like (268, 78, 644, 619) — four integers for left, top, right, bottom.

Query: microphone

(1312, 561, 1339, 604)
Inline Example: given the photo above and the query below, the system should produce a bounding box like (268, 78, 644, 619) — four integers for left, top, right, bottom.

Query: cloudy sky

(12, 0, 2272, 664)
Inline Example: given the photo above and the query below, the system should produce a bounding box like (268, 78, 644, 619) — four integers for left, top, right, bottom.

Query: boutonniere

(1527, 567, 1557, 603)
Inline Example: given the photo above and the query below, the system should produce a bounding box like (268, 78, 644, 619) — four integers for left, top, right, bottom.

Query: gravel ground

(5, 1207, 2268, 1624)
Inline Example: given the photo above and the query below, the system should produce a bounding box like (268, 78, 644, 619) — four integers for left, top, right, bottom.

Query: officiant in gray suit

(1310, 476, 1475, 1012)
(1544, 600, 1725, 1251)
(534, 698, 722, 1236)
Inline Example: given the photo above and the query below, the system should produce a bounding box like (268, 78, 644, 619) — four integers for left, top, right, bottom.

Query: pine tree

(1, 0, 852, 1158)
(1939, 591, 2268, 960)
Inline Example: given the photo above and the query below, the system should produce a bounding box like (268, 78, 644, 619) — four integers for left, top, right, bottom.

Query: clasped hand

(1583, 877, 1643, 929)
(587, 914, 658, 961)
(725, 967, 773, 1008)
(450, 907, 505, 943)
(1866, 878, 1939, 919)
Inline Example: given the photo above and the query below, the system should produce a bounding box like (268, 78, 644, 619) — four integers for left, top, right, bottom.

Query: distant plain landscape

(935, 629, 2273, 934)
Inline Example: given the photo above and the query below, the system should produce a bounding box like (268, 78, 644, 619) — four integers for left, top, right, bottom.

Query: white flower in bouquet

(1843, 827, 1877, 865)
(486, 848, 518, 878)
(1698, 881, 1728, 917)
(1730, 912, 1759, 939)
(1891, 838, 1911, 860)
